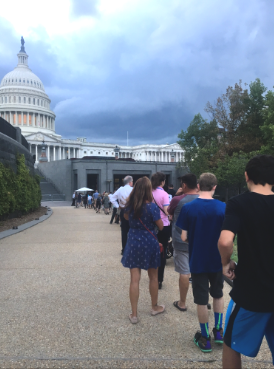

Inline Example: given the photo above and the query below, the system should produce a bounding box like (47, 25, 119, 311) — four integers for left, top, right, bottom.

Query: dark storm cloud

(1, 0, 274, 145)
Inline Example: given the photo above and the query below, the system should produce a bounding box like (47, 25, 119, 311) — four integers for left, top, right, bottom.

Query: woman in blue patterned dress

(122, 177, 165, 323)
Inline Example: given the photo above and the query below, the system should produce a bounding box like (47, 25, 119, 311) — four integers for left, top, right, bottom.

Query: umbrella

(75, 187, 93, 192)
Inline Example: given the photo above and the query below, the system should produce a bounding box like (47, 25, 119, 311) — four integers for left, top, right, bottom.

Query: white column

(47, 146, 50, 162)
(68, 148, 70, 159)
(32, 113, 35, 126)
(73, 148, 75, 158)
(35, 145, 38, 161)
(16, 112, 18, 125)
(53, 146, 56, 161)
(27, 112, 29, 126)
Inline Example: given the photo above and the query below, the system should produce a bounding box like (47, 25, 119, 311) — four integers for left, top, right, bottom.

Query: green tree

(177, 113, 219, 175)
(261, 90, 274, 155)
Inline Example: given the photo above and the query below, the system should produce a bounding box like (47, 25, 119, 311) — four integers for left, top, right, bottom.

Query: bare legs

(129, 267, 164, 318)
(148, 268, 165, 313)
(223, 343, 241, 369)
(197, 297, 224, 323)
(178, 273, 190, 309)
(129, 268, 141, 317)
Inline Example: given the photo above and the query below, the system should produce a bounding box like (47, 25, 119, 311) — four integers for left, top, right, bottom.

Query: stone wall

(38, 158, 188, 200)
(0, 132, 34, 174)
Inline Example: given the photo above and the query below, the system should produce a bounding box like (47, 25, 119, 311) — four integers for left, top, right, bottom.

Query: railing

(36, 167, 66, 199)
(0, 117, 17, 140)
(42, 194, 66, 201)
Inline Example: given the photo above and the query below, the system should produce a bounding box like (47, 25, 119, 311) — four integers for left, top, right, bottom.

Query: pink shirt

(152, 187, 170, 226)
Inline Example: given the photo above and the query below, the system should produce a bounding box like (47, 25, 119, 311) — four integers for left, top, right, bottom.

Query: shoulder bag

(139, 217, 163, 253)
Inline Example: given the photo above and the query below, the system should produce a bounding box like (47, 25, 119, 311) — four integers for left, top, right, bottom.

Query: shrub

(0, 154, 41, 217)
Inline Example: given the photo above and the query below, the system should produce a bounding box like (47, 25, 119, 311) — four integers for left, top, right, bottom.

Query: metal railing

(42, 194, 66, 201)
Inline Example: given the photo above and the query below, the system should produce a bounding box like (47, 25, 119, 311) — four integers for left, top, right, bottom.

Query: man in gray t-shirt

(168, 174, 198, 311)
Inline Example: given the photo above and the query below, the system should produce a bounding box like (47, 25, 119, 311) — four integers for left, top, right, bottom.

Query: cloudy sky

(0, 0, 273, 145)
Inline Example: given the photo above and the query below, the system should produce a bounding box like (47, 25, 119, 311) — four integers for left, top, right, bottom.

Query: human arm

(218, 200, 240, 280)
(175, 187, 184, 196)
(155, 218, 164, 231)
(109, 188, 120, 208)
(181, 230, 187, 242)
(218, 230, 236, 280)
(163, 205, 169, 216)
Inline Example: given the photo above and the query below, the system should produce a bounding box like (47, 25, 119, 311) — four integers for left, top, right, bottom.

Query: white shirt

(109, 184, 133, 208)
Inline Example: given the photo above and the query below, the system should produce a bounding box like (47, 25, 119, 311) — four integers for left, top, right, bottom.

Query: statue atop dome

(20, 36, 26, 53)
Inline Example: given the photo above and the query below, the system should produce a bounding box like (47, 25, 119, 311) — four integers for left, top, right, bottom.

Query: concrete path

(0, 207, 272, 368)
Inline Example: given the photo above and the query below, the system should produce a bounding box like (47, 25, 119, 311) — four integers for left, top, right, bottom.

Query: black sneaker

(212, 327, 223, 344)
(194, 331, 212, 353)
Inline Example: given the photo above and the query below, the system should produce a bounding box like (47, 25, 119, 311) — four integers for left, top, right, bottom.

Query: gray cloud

(1, 0, 274, 145)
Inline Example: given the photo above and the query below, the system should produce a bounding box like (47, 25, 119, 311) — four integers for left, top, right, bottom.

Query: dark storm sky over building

(0, 0, 273, 145)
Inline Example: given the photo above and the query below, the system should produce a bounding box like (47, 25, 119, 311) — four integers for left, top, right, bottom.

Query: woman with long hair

(151, 172, 170, 290)
(122, 177, 165, 324)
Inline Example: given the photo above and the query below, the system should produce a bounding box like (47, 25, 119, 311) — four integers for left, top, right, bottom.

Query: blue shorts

(224, 299, 274, 363)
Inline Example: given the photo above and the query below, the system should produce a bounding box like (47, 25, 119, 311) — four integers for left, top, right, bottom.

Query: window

(19, 97, 21, 103)
(33, 98, 35, 105)
(106, 152, 108, 155)
(9, 96, 11, 103)
(98, 152, 100, 154)
(15, 79, 17, 82)
(90, 151, 93, 154)
(19, 79, 21, 82)
(13, 96, 16, 102)
(34, 82, 36, 86)
(28, 97, 31, 104)
(31, 81, 33, 85)
(27, 80, 29, 84)
(24, 97, 26, 103)
(84, 151, 87, 154)
(12, 79, 13, 82)
(5, 97, 7, 103)
(23, 80, 25, 83)
(37, 99, 39, 106)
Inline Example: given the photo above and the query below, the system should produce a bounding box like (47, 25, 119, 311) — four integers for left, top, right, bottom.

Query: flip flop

(129, 314, 139, 324)
(173, 301, 187, 312)
(151, 305, 165, 316)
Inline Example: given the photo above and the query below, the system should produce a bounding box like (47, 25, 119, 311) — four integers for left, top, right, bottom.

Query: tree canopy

(177, 79, 273, 196)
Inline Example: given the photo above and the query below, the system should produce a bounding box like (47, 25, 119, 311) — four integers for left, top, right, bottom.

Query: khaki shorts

(173, 249, 190, 275)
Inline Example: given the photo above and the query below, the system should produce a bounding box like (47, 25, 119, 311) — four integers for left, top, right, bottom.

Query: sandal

(173, 301, 187, 312)
(151, 305, 165, 316)
(129, 314, 139, 324)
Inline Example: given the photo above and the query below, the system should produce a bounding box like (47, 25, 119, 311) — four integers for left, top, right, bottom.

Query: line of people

(72, 191, 112, 214)
(109, 155, 274, 369)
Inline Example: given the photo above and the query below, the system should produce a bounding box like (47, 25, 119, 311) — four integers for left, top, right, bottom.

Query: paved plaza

(0, 206, 272, 368)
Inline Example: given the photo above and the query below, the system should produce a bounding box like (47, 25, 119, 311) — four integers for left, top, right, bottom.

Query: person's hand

(223, 260, 237, 280)
(175, 187, 184, 196)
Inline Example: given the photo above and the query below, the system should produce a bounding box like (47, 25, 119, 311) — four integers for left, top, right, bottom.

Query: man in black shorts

(176, 173, 226, 353)
(218, 155, 274, 368)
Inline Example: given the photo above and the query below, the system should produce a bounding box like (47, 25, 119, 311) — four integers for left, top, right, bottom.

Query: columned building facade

(0, 39, 184, 164)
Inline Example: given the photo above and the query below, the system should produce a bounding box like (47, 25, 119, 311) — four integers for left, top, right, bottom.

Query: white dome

(0, 65, 45, 92)
(0, 38, 57, 139)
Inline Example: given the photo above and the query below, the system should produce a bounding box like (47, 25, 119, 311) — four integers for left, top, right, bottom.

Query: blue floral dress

(122, 203, 161, 270)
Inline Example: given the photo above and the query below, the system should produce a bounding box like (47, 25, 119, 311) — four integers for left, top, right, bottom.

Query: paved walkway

(0, 207, 272, 368)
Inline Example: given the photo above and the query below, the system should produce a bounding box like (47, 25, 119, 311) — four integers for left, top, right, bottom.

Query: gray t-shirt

(172, 194, 199, 252)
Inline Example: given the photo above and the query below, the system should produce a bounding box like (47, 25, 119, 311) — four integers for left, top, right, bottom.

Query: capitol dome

(0, 37, 58, 139)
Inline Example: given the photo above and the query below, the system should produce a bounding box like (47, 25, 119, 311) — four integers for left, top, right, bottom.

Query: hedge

(0, 154, 41, 217)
